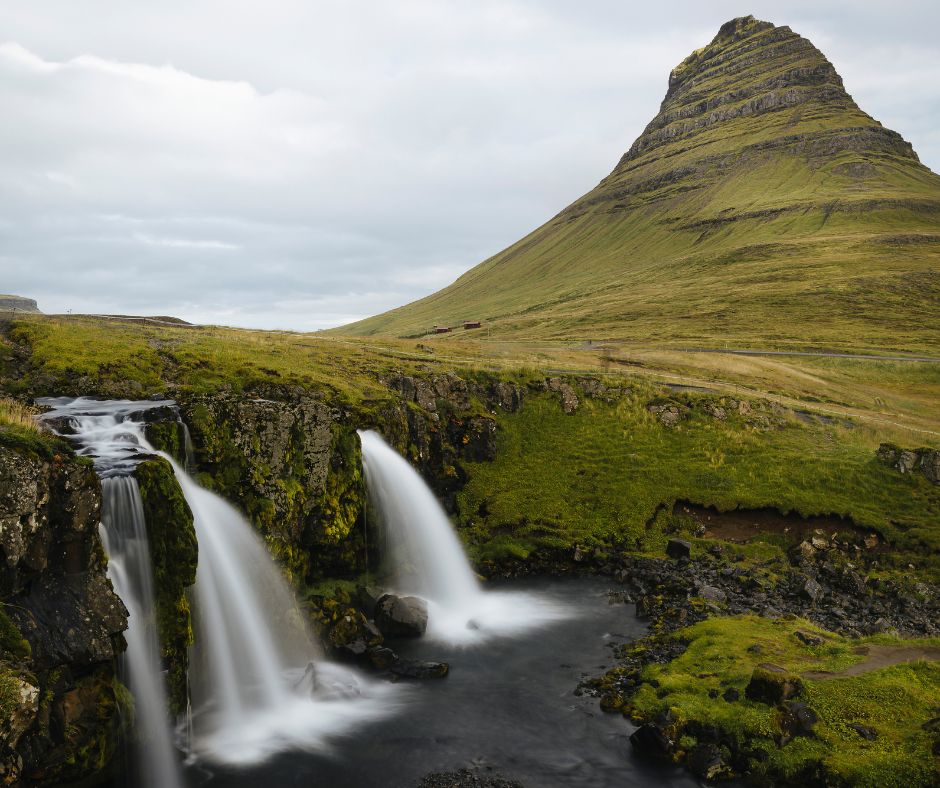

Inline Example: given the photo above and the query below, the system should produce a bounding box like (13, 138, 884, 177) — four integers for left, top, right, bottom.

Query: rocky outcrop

(180, 391, 355, 584)
(876, 443, 940, 484)
(0, 296, 40, 314)
(0, 445, 128, 784)
(134, 457, 197, 715)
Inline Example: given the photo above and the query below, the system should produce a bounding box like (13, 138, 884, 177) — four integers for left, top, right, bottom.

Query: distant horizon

(2, 2, 939, 332)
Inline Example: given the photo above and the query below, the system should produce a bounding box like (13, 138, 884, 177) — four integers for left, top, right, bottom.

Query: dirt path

(804, 645, 940, 680)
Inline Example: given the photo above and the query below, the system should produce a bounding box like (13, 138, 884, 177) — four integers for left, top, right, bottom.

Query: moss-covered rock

(134, 457, 197, 715)
(145, 420, 188, 466)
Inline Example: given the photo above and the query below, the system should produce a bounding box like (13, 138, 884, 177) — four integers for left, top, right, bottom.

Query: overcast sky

(1, 1, 938, 330)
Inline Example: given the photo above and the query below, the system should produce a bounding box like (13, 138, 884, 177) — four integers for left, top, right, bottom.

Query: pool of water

(186, 577, 698, 788)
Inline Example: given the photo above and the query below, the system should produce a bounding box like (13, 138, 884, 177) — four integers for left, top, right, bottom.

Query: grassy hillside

(343, 16, 940, 353)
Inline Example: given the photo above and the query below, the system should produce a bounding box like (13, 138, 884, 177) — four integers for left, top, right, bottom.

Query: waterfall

(100, 477, 184, 788)
(37, 398, 399, 773)
(358, 430, 568, 644)
(38, 398, 183, 788)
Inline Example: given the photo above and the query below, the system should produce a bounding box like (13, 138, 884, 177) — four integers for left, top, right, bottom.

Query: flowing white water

(38, 398, 183, 788)
(358, 430, 568, 644)
(173, 459, 399, 766)
(38, 398, 400, 772)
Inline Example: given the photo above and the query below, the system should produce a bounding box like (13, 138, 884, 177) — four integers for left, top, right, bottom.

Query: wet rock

(666, 538, 691, 560)
(629, 723, 674, 760)
(374, 594, 429, 638)
(745, 664, 803, 705)
(687, 742, 729, 781)
(367, 646, 399, 671)
(391, 659, 449, 679)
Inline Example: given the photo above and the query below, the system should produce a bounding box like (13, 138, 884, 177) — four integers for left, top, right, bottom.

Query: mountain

(342, 16, 940, 353)
(0, 295, 41, 314)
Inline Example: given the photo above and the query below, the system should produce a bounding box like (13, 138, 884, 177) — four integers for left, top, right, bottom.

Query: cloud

(0, 1, 937, 330)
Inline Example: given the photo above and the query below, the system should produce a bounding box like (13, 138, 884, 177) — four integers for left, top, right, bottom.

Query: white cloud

(0, 1, 937, 329)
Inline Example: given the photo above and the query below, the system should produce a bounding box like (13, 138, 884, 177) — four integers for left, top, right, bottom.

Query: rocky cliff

(0, 297, 40, 316)
(0, 442, 128, 784)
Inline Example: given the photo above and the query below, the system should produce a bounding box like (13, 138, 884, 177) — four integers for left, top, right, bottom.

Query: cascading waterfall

(38, 399, 399, 774)
(358, 430, 568, 644)
(172, 458, 398, 766)
(100, 477, 184, 788)
(38, 398, 183, 788)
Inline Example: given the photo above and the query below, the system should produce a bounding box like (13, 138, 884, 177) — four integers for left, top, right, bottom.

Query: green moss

(458, 389, 940, 577)
(0, 604, 31, 660)
(134, 458, 197, 715)
(306, 426, 368, 580)
(145, 421, 186, 465)
(0, 665, 22, 720)
(626, 616, 940, 785)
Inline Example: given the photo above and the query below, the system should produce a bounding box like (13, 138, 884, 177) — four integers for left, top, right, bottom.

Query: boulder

(629, 723, 673, 760)
(780, 700, 818, 739)
(745, 663, 803, 705)
(849, 723, 878, 740)
(666, 538, 692, 560)
(722, 687, 740, 702)
(648, 402, 683, 427)
(546, 378, 580, 414)
(799, 577, 824, 604)
(374, 594, 428, 638)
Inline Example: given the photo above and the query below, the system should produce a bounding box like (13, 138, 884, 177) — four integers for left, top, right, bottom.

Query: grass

(456, 389, 940, 577)
(0, 394, 66, 459)
(628, 615, 940, 786)
(340, 19, 940, 355)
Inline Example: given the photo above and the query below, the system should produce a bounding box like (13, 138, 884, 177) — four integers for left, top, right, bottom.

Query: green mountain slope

(342, 16, 940, 353)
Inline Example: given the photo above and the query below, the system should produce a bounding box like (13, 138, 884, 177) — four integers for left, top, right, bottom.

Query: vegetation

(627, 616, 940, 786)
(342, 18, 940, 356)
(0, 395, 68, 459)
(456, 389, 940, 577)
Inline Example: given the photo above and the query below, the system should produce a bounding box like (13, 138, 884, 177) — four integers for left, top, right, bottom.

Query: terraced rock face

(345, 16, 940, 353)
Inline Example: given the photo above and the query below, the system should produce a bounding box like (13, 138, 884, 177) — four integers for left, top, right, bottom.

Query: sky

(1, 1, 938, 331)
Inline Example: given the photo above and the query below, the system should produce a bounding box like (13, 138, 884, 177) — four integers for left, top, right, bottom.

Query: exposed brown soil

(673, 501, 864, 544)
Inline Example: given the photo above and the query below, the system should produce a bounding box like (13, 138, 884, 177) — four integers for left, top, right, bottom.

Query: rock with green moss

(745, 663, 804, 705)
(134, 457, 197, 715)
(181, 392, 336, 583)
(0, 443, 129, 784)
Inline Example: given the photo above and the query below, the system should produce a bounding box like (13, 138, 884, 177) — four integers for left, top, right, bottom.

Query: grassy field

(342, 19, 940, 354)
(4, 314, 938, 579)
(456, 389, 940, 577)
(627, 616, 940, 787)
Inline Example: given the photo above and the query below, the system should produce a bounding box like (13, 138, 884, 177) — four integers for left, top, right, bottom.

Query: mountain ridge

(342, 16, 940, 352)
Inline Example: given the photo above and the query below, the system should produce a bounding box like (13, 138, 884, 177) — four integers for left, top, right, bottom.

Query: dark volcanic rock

(666, 538, 692, 560)
(745, 664, 803, 705)
(629, 722, 674, 760)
